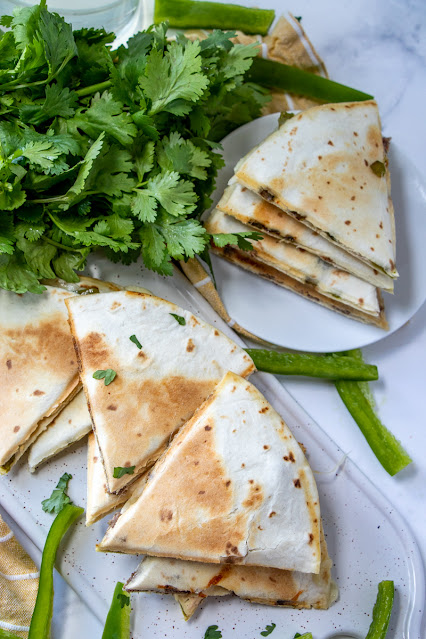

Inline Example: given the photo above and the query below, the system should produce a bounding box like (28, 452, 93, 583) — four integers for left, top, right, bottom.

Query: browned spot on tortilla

(93, 456, 98, 463)
(6, 360, 12, 369)
(353, 131, 358, 136)
(259, 406, 269, 413)
(289, 451, 295, 462)
(214, 330, 219, 336)
(327, 140, 334, 146)
(389, 259, 395, 270)
(160, 509, 173, 521)
(269, 511, 276, 518)
(379, 221, 383, 229)
(198, 490, 205, 494)
(263, 445, 269, 450)
(370, 247, 375, 251)
(318, 155, 322, 160)
(231, 386, 236, 393)
(351, 196, 356, 201)
(204, 425, 211, 431)
(32, 389, 45, 396)
(225, 480, 231, 487)
(79, 331, 109, 369)
(110, 301, 121, 310)
(309, 533, 314, 544)
(13, 426, 20, 433)
(364, 159, 369, 166)
(294, 478, 301, 488)
(359, 298, 364, 305)
(345, 220, 351, 225)
(186, 339, 195, 353)
(107, 404, 117, 411)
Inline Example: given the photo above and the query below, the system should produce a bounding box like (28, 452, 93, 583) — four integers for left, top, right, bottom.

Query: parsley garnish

(170, 313, 186, 325)
(204, 626, 222, 639)
(370, 160, 386, 177)
(261, 623, 276, 636)
(278, 111, 295, 127)
(117, 592, 130, 608)
(93, 369, 117, 385)
(41, 473, 73, 514)
(129, 334, 142, 349)
(0, 4, 269, 294)
(113, 466, 135, 479)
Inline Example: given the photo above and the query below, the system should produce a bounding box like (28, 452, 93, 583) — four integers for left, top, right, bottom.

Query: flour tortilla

(217, 183, 393, 292)
(99, 371, 321, 574)
(0, 286, 81, 473)
(126, 524, 336, 615)
(28, 391, 92, 472)
(206, 209, 387, 328)
(231, 101, 397, 278)
(66, 292, 255, 494)
(86, 433, 149, 526)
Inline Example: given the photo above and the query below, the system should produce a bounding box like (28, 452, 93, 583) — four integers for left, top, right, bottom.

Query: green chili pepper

(154, 0, 275, 35)
(0, 630, 20, 638)
(245, 348, 379, 381)
(365, 581, 394, 639)
(102, 582, 131, 639)
(335, 351, 411, 476)
(247, 57, 373, 103)
(28, 503, 84, 639)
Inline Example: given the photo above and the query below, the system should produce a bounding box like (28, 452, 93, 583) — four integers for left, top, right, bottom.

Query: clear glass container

(1, 0, 143, 43)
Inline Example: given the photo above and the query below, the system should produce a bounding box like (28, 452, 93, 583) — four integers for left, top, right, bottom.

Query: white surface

(0, 258, 424, 639)
(212, 113, 426, 352)
(1, 1, 425, 638)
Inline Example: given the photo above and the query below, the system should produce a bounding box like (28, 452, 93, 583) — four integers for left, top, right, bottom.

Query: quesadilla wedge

(126, 524, 337, 614)
(0, 287, 82, 473)
(217, 183, 393, 292)
(231, 100, 397, 278)
(98, 371, 321, 574)
(86, 433, 149, 526)
(66, 292, 255, 494)
(28, 391, 92, 472)
(206, 209, 388, 328)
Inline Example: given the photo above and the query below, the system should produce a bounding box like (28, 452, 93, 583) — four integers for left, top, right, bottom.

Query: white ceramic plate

(210, 113, 426, 352)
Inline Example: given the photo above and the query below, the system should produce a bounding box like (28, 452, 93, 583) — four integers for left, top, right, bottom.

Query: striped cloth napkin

(180, 13, 329, 343)
(0, 515, 39, 638)
(0, 13, 327, 634)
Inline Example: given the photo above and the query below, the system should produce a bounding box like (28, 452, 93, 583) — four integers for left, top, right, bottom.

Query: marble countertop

(2, 1, 425, 637)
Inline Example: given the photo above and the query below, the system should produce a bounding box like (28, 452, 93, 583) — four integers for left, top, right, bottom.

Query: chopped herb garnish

(170, 313, 186, 325)
(93, 369, 117, 385)
(204, 626, 222, 639)
(41, 473, 72, 514)
(113, 466, 135, 478)
(294, 16, 302, 22)
(370, 160, 386, 177)
(278, 111, 295, 127)
(293, 634, 312, 639)
(261, 623, 276, 636)
(211, 229, 262, 251)
(117, 592, 130, 609)
(129, 334, 142, 349)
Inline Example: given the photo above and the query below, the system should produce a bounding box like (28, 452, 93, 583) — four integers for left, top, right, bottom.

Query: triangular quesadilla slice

(0, 286, 82, 473)
(99, 371, 321, 574)
(28, 391, 92, 472)
(206, 209, 387, 328)
(231, 100, 397, 278)
(217, 183, 393, 292)
(66, 292, 255, 494)
(126, 524, 337, 614)
(86, 433, 149, 526)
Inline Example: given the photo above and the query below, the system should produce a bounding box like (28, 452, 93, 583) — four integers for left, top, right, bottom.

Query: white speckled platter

(0, 255, 423, 639)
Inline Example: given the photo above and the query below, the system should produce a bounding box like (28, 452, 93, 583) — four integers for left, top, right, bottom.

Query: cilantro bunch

(0, 1, 268, 294)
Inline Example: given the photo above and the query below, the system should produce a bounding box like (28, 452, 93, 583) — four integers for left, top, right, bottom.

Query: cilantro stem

(42, 236, 83, 253)
(75, 80, 112, 98)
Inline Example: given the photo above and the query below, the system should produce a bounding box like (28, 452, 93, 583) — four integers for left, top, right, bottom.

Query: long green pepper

(365, 581, 394, 639)
(246, 348, 379, 381)
(28, 503, 84, 639)
(102, 582, 131, 639)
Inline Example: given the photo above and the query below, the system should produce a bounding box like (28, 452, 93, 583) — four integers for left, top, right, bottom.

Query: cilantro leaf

(117, 592, 130, 608)
(140, 224, 170, 274)
(20, 84, 78, 126)
(210, 230, 262, 251)
(134, 140, 155, 182)
(38, 6, 78, 78)
(52, 251, 85, 282)
(41, 473, 73, 514)
(113, 466, 135, 478)
(170, 313, 186, 326)
(204, 626, 222, 639)
(160, 217, 207, 260)
(157, 132, 211, 180)
(129, 334, 142, 349)
(93, 368, 117, 385)
(71, 92, 137, 147)
(141, 40, 209, 115)
(261, 623, 276, 636)
(0, 252, 46, 294)
(147, 171, 197, 217)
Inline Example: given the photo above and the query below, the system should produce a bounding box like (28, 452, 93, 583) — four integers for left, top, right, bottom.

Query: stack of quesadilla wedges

(205, 100, 397, 328)
(97, 371, 337, 615)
